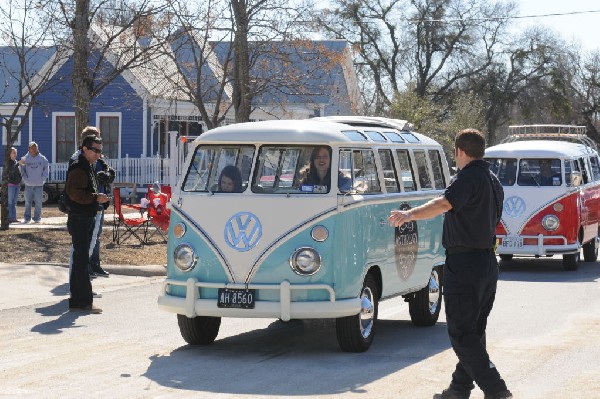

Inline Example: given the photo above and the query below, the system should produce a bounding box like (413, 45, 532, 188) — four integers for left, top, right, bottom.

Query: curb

(23, 262, 166, 278)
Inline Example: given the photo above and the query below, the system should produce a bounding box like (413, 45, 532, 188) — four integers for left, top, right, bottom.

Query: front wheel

(409, 266, 442, 326)
(177, 314, 221, 345)
(336, 274, 379, 353)
(582, 236, 599, 262)
(563, 252, 580, 271)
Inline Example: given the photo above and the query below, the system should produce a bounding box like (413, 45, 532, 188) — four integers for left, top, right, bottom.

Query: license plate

(502, 237, 523, 248)
(217, 288, 256, 309)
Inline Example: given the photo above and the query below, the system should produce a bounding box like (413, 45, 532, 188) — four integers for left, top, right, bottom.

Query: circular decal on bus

(394, 203, 418, 280)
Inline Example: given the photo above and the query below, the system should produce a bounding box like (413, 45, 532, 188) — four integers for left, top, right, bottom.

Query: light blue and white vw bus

(158, 116, 449, 352)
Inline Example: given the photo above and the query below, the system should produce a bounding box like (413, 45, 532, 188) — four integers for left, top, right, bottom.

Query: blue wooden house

(1, 25, 361, 188)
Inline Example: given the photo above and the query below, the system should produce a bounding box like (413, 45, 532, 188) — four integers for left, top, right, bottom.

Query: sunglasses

(87, 147, 102, 154)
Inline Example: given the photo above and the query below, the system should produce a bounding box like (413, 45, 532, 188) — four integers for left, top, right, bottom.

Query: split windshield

(182, 144, 353, 194)
(487, 158, 563, 187)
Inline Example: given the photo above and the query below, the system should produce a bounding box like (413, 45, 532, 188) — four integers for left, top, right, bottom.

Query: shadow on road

(31, 299, 83, 335)
(498, 257, 600, 283)
(143, 318, 450, 395)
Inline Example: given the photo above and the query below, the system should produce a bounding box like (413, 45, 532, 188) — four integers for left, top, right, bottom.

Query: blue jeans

(89, 209, 104, 268)
(23, 185, 43, 222)
(7, 184, 19, 221)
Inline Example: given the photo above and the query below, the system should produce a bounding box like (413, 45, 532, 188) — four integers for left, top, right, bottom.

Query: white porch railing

(46, 155, 170, 185)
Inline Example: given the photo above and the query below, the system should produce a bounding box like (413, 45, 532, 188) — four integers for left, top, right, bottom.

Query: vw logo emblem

(503, 196, 526, 218)
(224, 212, 262, 252)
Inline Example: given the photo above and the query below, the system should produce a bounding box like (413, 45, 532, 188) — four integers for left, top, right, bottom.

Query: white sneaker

(33, 219, 42, 224)
(22, 220, 31, 224)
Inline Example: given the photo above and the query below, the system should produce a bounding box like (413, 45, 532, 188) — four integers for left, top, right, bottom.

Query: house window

(99, 115, 119, 159)
(56, 115, 76, 162)
(2, 117, 21, 146)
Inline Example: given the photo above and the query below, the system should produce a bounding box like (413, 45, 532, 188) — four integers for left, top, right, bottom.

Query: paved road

(1, 258, 599, 398)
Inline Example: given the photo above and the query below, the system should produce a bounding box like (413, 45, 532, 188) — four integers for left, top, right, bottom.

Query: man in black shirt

(389, 129, 511, 399)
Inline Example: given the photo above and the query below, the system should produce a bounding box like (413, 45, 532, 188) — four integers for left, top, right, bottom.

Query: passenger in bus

(218, 165, 243, 193)
(501, 163, 516, 186)
(537, 159, 561, 186)
(301, 146, 352, 192)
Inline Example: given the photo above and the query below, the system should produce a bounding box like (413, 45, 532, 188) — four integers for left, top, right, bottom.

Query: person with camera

(65, 134, 110, 313)
(70, 126, 115, 278)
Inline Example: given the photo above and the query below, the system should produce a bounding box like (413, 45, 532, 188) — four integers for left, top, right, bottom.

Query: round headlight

(173, 244, 196, 271)
(542, 214, 560, 231)
(290, 247, 321, 276)
(173, 222, 187, 239)
(311, 225, 329, 242)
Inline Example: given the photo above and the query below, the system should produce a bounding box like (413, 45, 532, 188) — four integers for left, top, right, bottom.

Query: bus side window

(396, 149, 416, 192)
(590, 156, 600, 181)
(579, 158, 590, 184)
(378, 149, 400, 193)
(340, 149, 381, 194)
(414, 150, 433, 190)
(428, 149, 446, 189)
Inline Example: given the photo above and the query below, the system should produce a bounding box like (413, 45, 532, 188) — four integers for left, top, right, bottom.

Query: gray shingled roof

(0, 46, 56, 103)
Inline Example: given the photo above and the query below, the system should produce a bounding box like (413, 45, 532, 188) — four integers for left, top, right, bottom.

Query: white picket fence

(2, 155, 171, 186)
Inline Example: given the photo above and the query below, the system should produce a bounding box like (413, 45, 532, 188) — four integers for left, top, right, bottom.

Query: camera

(97, 170, 115, 184)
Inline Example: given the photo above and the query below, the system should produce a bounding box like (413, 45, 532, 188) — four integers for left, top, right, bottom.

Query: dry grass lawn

(0, 204, 167, 265)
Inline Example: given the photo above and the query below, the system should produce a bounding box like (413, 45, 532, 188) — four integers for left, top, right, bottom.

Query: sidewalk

(9, 212, 122, 230)
(0, 262, 164, 310)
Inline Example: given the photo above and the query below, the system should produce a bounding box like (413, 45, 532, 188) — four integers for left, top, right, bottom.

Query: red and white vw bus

(485, 125, 600, 270)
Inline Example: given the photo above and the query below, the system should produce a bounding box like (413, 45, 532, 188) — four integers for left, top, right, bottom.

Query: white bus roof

(486, 140, 597, 158)
(195, 119, 442, 147)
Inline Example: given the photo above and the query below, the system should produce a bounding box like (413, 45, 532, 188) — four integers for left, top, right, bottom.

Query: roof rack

(310, 116, 414, 131)
(503, 124, 597, 152)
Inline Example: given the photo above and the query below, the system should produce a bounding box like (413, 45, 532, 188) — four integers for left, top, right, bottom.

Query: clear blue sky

(515, 0, 600, 51)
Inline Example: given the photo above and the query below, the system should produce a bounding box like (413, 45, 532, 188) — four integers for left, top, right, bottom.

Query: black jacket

(7, 159, 22, 185)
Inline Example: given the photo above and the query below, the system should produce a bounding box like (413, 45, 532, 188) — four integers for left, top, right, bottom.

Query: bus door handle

(379, 218, 387, 226)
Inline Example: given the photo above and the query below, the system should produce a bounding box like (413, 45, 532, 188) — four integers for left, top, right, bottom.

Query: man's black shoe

(92, 267, 109, 277)
(484, 390, 512, 399)
(433, 388, 470, 399)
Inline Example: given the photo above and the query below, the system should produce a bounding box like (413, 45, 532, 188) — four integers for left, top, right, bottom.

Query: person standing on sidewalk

(74, 126, 115, 277)
(65, 135, 109, 313)
(388, 129, 511, 399)
(6, 147, 22, 223)
(18, 142, 48, 223)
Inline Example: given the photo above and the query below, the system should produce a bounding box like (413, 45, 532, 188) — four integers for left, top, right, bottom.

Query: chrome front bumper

(157, 278, 361, 321)
(497, 234, 580, 256)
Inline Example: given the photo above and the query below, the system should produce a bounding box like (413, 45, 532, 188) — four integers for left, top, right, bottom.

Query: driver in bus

(537, 159, 560, 186)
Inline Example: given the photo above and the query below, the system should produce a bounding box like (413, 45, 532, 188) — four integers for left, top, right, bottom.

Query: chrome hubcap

(428, 270, 440, 314)
(359, 287, 374, 338)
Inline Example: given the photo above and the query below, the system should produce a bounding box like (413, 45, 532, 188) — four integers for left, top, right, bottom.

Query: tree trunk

(1, 152, 10, 231)
(72, 0, 91, 144)
(231, 0, 251, 123)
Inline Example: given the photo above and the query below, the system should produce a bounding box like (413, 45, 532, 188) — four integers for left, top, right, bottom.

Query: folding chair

(145, 185, 170, 243)
(112, 187, 148, 245)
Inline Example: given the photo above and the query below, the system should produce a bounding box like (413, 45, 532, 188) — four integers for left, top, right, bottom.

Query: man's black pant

(68, 213, 96, 308)
(443, 249, 508, 396)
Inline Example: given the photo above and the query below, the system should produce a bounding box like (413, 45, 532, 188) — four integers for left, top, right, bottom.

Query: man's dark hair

(82, 126, 101, 137)
(455, 128, 485, 159)
(81, 134, 102, 150)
